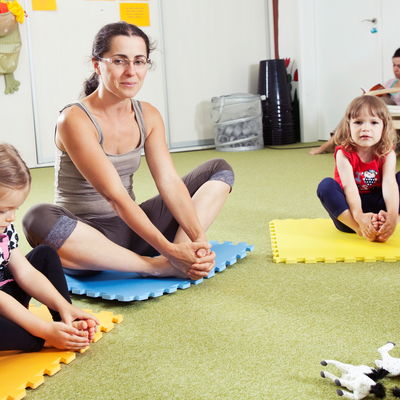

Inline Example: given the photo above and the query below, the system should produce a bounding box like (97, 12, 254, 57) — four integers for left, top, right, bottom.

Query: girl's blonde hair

(334, 95, 396, 157)
(0, 143, 31, 190)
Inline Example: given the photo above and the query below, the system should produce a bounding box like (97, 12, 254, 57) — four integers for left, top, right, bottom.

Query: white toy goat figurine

(375, 342, 400, 377)
(320, 360, 386, 400)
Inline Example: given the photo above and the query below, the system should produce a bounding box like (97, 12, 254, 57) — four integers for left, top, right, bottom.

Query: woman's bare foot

(147, 255, 188, 279)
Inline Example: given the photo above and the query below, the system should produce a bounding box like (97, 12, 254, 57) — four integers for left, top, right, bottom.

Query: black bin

(258, 59, 297, 145)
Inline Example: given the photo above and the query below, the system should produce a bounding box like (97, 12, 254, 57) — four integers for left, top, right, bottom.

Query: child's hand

(376, 210, 397, 242)
(356, 212, 378, 241)
(43, 321, 90, 351)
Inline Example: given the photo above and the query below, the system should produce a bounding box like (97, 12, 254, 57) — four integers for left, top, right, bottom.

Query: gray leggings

(23, 159, 234, 275)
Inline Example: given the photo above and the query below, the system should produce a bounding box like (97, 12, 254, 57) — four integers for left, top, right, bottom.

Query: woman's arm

(57, 107, 172, 253)
(142, 102, 206, 242)
(8, 248, 99, 328)
(377, 150, 398, 241)
(57, 106, 211, 274)
(336, 150, 376, 238)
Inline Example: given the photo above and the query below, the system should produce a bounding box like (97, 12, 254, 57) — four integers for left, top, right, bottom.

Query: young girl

(317, 95, 399, 242)
(0, 143, 99, 352)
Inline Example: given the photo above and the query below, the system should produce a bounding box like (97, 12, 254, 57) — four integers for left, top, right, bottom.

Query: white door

(314, 0, 382, 139)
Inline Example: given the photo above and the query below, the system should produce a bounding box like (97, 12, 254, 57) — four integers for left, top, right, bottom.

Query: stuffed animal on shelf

(320, 359, 387, 400)
(0, 0, 25, 94)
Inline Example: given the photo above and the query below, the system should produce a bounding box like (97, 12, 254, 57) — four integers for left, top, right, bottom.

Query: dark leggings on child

(0, 245, 71, 352)
(317, 172, 400, 232)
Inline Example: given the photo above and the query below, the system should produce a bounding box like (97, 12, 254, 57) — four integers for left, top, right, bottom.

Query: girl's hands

(167, 241, 215, 280)
(43, 321, 90, 351)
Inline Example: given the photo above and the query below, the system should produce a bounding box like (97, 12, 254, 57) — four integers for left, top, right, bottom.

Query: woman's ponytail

(82, 72, 99, 96)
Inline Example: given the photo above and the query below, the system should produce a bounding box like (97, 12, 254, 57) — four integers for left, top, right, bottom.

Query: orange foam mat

(269, 218, 400, 263)
(0, 305, 123, 400)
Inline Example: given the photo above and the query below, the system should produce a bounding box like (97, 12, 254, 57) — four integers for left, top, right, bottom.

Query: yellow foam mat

(269, 218, 400, 263)
(0, 305, 123, 400)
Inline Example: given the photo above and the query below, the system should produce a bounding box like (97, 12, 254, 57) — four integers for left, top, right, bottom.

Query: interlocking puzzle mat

(269, 218, 400, 263)
(66, 241, 254, 301)
(0, 304, 123, 400)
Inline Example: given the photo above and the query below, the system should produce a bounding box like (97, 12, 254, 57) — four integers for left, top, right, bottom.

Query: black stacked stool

(258, 59, 297, 145)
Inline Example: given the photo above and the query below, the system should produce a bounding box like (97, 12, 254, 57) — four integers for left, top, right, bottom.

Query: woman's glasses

(99, 55, 152, 71)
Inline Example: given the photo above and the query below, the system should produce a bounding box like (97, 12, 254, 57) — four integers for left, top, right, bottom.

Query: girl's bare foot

(377, 210, 387, 230)
(371, 214, 380, 231)
(72, 320, 89, 338)
(84, 319, 98, 341)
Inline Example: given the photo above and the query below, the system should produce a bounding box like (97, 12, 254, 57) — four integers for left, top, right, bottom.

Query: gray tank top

(54, 99, 146, 219)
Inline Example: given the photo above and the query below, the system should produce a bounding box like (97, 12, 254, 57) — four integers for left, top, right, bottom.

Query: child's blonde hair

(0, 143, 31, 190)
(334, 95, 396, 157)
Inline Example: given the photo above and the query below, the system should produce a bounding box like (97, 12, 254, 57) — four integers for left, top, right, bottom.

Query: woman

(23, 22, 234, 280)
(309, 48, 400, 155)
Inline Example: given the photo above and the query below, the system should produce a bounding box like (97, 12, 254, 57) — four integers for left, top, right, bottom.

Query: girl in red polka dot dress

(317, 95, 399, 242)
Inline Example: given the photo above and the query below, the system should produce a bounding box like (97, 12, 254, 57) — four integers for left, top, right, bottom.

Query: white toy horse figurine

(320, 360, 386, 400)
(375, 342, 400, 377)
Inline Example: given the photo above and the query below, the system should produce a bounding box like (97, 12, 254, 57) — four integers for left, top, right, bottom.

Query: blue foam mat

(66, 241, 253, 302)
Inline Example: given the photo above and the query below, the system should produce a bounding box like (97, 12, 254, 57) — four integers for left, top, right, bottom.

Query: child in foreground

(0, 143, 98, 352)
(317, 95, 399, 242)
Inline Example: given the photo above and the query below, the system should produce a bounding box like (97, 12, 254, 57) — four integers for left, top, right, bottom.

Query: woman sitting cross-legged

(23, 22, 234, 281)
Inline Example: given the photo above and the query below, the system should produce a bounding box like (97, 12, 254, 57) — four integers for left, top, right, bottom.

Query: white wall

(0, 8, 36, 166)
(278, 0, 400, 142)
(162, 0, 269, 149)
(1, 0, 270, 166)
(277, 0, 317, 142)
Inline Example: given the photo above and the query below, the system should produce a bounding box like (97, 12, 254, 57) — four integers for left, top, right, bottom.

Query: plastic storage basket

(211, 93, 264, 152)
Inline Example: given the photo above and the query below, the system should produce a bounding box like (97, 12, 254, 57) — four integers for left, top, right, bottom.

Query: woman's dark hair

(393, 48, 400, 58)
(83, 21, 153, 96)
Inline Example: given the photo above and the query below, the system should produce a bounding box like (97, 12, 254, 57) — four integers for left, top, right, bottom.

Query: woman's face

(95, 35, 149, 99)
(392, 57, 400, 80)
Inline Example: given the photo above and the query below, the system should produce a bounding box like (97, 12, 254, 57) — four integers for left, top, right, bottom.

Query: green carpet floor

(14, 147, 400, 400)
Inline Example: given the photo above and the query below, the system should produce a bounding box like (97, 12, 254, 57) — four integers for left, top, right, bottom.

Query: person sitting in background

(310, 48, 400, 155)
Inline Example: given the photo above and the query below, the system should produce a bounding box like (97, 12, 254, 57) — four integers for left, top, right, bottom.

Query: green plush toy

(0, 2, 24, 94)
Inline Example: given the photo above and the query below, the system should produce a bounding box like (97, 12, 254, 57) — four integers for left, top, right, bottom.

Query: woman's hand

(59, 304, 99, 342)
(43, 321, 90, 351)
(167, 241, 215, 280)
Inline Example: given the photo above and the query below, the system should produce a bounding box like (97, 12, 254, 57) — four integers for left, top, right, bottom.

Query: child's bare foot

(375, 210, 390, 242)
(72, 319, 99, 342)
(378, 210, 387, 227)
(72, 320, 89, 338)
(85, 319, 98, 341)
(371, 214, 380, 231)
